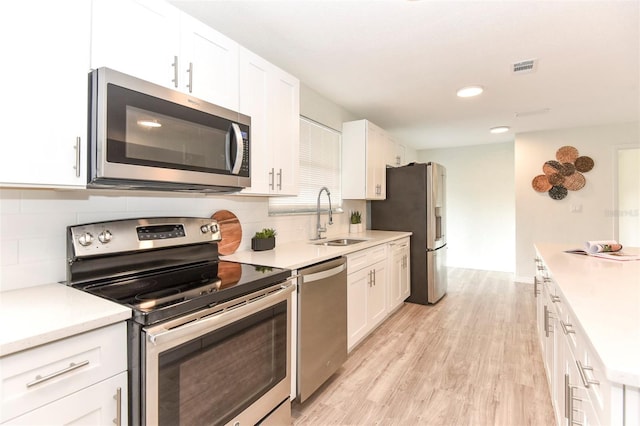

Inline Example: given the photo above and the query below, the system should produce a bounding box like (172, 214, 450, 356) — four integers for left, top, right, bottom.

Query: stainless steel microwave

(88, 67, 250, 192)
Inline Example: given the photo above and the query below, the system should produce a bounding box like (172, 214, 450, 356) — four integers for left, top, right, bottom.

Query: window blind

(269, 116, 342, 214)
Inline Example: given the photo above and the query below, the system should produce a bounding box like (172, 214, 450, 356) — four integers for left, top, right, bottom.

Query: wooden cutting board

(211, 210, 242, 255)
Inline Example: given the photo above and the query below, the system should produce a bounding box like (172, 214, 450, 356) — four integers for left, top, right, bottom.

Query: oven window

(157, 301, 287, 426)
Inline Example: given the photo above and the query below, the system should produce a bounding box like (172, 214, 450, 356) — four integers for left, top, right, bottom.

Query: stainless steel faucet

(315, 186, 333, 240)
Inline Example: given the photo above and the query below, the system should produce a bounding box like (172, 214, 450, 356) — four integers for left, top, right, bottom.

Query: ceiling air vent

(512, 59, 537, 74)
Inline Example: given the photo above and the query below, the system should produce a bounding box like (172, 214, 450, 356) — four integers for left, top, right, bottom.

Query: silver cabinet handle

(113, 387, 122, 426)
(277, 168, 282, 190)
(373, 269, 376, 286)
(576, 360, 600, 388)
(74, 137, 81, 177)
(568, 382, 584, 425)
(544, 305, 550, 337)
(560, 320, 575, 335)
(186, 62, 194, 93)
(172, 55, 179, 88)
(533, 276, 540, 297)
(26, 360, 90, 388)
(269, 168, 275, 190)
(551, 294, 561, 303)
(564, 374, 570, 420)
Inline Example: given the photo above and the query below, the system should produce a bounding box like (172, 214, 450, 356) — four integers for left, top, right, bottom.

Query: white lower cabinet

(0, 322, 128, 425)
(387, 237, 411, 313)
(347, 244, 387, 351)
(4, 373, 127, 426)
(534, 251, 638, 426)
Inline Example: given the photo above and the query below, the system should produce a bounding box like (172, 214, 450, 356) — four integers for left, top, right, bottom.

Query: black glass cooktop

(75, 261, 290, 325)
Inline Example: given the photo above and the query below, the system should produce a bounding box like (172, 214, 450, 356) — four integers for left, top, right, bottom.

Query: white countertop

(535, 243, 640, 387)
(0, 231, 408, 357)
(221, 230, 412, 270)
(0, 284, 131, 357)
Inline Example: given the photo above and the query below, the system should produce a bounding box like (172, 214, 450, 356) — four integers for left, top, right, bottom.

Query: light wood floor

(292, 268, 556, 425)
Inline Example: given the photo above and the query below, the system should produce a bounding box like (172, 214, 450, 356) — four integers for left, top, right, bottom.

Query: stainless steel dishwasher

(297, 256, 348, 402)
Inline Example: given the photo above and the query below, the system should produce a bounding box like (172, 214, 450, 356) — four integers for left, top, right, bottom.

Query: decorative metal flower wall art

(532, 146, 594, 200)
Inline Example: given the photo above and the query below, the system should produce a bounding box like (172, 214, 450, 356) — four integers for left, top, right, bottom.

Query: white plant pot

(349, 223, 363, 233)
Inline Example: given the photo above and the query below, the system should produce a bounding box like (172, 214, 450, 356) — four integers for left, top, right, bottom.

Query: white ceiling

(170, 0, 639, 150)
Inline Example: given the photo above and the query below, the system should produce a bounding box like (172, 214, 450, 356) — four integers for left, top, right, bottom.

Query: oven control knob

(200, 225, 210, 234)
(78, 232, 94, 246)
(98, 230, 112, 244)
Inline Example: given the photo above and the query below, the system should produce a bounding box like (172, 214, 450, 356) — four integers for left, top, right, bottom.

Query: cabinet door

(388, 245, 403, 312)
(347, 268, 369, 351)
(388, 240, 410, 312)
(238, 48, 271, 195)
(4, 372, 128, 426)
(368, 261, 387, 329)
(180, 13, 239, 110)
(238, 49, 299, 196)
(91, 0, 180, 88)
(400, 244, 411, 301)
(0, 0, 89, 188)
(384, 135, 404, 167)
(269, 68, 300, 195)
(365, 123, 386, 199)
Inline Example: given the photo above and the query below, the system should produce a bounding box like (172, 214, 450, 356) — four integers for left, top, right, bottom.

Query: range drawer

(0, 322, 127, 422)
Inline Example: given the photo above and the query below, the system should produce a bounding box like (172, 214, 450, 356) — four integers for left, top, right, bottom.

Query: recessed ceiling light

(490, 126, 510, 134)
(456, 86, 484, 98)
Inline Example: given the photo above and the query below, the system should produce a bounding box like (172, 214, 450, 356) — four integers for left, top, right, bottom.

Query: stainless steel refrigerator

(371, 162, 447, 304)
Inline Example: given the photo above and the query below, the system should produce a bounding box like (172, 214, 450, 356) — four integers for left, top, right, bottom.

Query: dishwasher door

(297, 256, 348, 402)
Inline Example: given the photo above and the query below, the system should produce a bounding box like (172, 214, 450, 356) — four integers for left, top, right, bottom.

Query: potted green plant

(251, 228, 277, 251)
(349, 211, 363, 233)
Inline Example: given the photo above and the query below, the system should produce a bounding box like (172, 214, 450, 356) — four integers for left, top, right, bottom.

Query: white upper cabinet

(385, 134, 405, 167)
(0, 0, 90, 188)
(179, 13, 239, 111)
(91, 0, 180, 88)
(239, 48, 299, 196)
(342, 119, 387, 200)
(91, 0, 239, 110)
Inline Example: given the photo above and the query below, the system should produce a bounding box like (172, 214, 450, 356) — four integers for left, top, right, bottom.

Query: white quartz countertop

(534, 243, 640, 387)
(222, 230, 412, 270)
(0, 284, 131, 357)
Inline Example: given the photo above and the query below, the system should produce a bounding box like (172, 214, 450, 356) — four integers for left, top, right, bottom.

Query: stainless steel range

(66, 217, 294, 426)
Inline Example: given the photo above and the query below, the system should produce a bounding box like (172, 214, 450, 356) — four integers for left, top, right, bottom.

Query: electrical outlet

(570, 204, 582, 213)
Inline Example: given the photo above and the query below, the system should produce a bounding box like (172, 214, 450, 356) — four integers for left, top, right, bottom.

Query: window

(269, 117, 342, 214)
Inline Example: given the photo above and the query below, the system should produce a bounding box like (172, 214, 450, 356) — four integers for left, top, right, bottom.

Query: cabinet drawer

(347, 245, 387, 273)
(3, 372, 128, 425)
(1, 322, 127, 422)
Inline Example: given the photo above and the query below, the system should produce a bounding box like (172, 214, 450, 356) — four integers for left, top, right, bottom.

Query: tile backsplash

(0, 188, 364, 291)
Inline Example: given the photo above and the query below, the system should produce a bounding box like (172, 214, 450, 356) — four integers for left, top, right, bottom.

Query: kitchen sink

(313, 238, 367, 247)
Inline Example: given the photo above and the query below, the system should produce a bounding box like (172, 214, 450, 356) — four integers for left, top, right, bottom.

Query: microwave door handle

(227, 123, 243, 175)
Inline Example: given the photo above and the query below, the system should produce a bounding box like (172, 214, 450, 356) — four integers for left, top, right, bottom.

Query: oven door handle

(146, 280, 294, 347)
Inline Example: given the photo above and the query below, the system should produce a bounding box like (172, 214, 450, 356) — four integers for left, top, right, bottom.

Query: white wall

(418, 142, 515, 273)
(514, 122, 639, 281)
